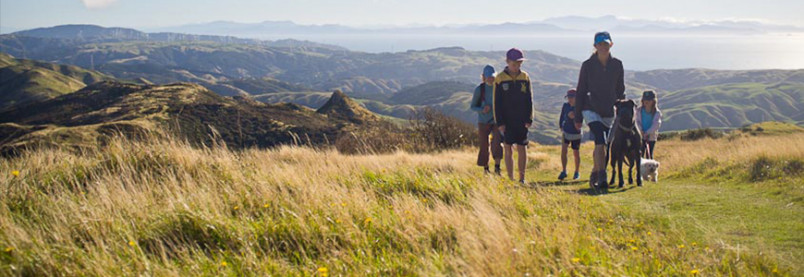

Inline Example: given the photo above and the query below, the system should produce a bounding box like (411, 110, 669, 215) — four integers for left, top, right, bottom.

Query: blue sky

(1, 0, 803, 31)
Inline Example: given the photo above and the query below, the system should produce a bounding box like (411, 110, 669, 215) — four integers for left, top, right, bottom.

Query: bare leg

(517, 144, 527, 181)
(573, 149, 581, 174)
(504, 143, 514, 180)
(560, 143, 568, 172)
(593, 145, 606, 173)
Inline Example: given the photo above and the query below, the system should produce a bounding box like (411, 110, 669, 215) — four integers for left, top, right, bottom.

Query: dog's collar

(618, 121, 635, 133)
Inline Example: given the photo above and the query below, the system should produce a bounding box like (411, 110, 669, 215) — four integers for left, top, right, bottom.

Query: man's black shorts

(503, 124, 529, 146)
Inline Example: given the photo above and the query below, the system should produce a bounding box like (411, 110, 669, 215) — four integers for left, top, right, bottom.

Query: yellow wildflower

(690, 269, 699, 275)
(221, 261, 228, 267)
(11, 170, 19, 177)
(571, 257, 581, 263)
(678, 244, 685, 249)
(318, 267, 328, 277)
(4, 247, 13, 252)
(128, 240, 136, 247)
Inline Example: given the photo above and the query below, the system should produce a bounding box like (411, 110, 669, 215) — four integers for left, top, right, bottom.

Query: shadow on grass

(534, 180, 587, 187)
(575, 185, 638, 196)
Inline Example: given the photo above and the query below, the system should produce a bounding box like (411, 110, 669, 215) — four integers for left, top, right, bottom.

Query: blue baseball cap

(506, 48, 526, 61)
(594, 31, 613, 46)
(482, 65, 496, 78)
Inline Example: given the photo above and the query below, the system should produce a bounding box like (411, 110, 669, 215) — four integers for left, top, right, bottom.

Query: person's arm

(574, 63, 588, 124)
(559, 104, 567, 129)
(526, 78, 533, 125)
(616, 62, 626, 100)
(493, 79, 505, 127)
(470, 86, 483, 112)
(635, 107, 643, 130)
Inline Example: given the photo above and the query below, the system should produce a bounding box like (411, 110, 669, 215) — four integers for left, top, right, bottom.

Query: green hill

(660, 82, 804, 130)
(0, 81, 376, 156)
(1, 28, 581, 98)
(629, 68, 804, 92)
(0, 53, 110, 110)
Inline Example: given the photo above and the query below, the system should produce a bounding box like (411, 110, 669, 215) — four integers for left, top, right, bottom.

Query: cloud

(81, 0, 117, 9)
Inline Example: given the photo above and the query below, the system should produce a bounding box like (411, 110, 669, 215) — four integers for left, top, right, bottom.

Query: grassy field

(0, 126, 801, 276)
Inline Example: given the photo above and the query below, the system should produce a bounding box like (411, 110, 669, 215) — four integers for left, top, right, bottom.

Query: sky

(1, 0, 803, 32)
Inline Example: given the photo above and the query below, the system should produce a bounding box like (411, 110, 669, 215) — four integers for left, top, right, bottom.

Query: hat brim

(594, 39, 612, 45)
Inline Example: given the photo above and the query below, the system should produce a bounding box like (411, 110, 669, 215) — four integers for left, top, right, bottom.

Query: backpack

(472, 83, 486, 108)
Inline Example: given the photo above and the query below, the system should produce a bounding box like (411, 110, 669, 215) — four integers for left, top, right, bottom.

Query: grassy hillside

(0, 53, 110, 110)
(0, 82, 368, 156)
(629, 68, 804, 92)
(660, 82, 804, 131)
(0, 124, 800, 276)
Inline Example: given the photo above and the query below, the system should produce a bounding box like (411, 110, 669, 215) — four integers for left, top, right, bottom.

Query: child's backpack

(472, 83, 486, 108)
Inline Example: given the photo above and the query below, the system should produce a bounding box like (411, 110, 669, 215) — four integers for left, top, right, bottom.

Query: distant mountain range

(146, 15, 804, 39)
(1, 24, 802, 146)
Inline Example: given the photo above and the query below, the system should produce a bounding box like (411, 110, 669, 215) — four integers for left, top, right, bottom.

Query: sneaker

(558, 171, 567, 180)
(519, 179, 526, 185)
(573, 172, 580, 180)
(589, 171, 598, 189)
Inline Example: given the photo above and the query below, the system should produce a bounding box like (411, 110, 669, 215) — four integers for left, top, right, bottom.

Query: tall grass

(0, 134, 792, 276)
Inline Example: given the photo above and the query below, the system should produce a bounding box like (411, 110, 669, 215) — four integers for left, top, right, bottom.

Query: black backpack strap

(473, 83, 485, 108)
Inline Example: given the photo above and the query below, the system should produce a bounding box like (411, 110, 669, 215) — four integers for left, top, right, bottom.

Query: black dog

(607, 99, 643, 187)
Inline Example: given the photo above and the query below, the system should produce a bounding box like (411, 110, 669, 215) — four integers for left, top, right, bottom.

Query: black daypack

(472, 83, 486, 108)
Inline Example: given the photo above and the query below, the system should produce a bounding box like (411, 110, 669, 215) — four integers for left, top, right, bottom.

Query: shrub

(335, 108, 476, 154)
(680, 128, 724, 141)
(407, 108, 476, 152)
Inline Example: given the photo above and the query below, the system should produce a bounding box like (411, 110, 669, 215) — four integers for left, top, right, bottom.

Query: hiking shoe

(558, 171, 567, 180)
(484, 167, 491, 174)
(519, 179, 526, 185)
(494, 166, 501, 175)
(573, 172, 580, 180)
(589, 171, 598, 189)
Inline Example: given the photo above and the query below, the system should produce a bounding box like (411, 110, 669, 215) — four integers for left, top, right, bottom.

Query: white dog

(640, 159, 660, 182)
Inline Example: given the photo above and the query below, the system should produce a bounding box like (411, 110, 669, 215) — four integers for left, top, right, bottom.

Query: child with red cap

(558, 89, 582, 180)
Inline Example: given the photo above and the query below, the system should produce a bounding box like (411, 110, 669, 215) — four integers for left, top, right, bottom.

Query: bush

(335, 108, 476, 154)
(748, 156, 804, 182)
(680, 128, 724, 141)
(407, 108, 476, 152)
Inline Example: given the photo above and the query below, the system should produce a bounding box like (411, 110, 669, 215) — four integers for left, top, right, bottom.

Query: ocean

(274, 33, 804, 71)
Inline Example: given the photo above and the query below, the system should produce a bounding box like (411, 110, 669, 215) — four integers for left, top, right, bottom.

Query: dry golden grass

(0, 132, 797, 276)
(658, 133, 804, 173)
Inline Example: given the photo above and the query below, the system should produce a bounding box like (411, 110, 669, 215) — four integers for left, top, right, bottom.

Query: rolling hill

(0, 53, 110, 110)
(0, 25, 581, 98)
(659, 82, 804, 130)
(0, 81, 376, 156)
(2, 24, 803, 145)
